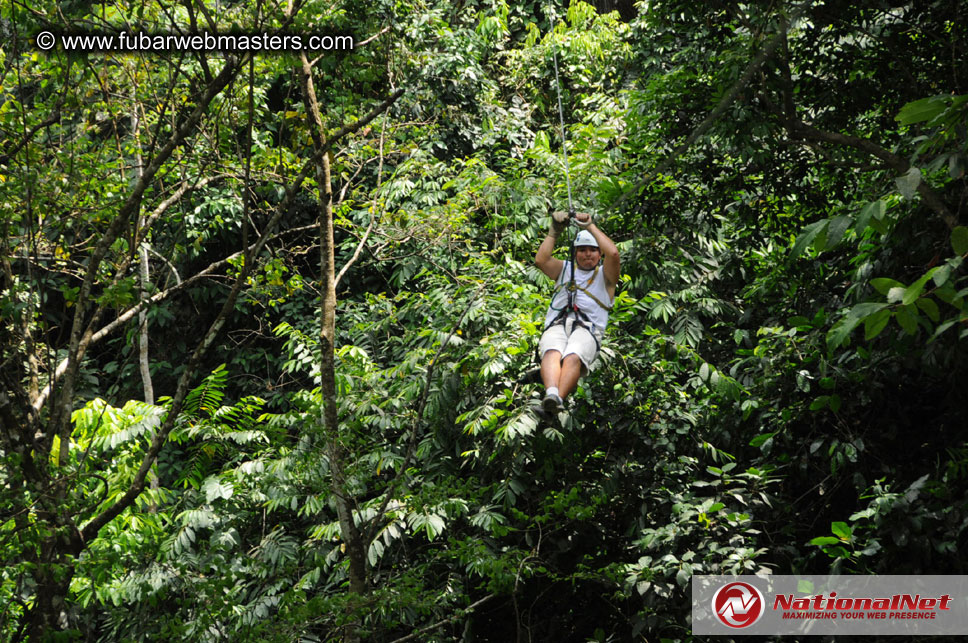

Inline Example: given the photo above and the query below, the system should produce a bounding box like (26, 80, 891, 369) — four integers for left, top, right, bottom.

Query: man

(535, 210, 620, 414)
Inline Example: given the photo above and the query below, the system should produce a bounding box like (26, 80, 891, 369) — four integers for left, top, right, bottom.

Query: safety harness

(545, 256, 613, 352)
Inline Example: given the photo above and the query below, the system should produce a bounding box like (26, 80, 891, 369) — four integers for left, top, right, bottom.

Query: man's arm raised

(535, 211, 568, 281)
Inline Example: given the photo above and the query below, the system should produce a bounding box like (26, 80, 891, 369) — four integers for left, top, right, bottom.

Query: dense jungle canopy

(2, 0, 967, 640)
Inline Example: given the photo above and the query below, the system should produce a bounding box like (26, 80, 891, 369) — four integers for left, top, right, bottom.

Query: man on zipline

(535, 210, 620, 414)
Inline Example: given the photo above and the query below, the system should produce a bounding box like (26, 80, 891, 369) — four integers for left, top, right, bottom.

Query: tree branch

(51, 55, 242, 447)
(336, 109, 390, 288)
(78, 86, 407, 543)
(363, 278, 491, 545)
(609, 3, 808, 212)
(32, 86, 405, 417)
(386, 595, 497, 643)
(787, 120, 959, 230)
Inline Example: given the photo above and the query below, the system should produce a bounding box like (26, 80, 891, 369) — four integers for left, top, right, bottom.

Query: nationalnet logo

(773, 591, 952, 621)
(712, 581, 765, 628)
(693, 575, 968, 635)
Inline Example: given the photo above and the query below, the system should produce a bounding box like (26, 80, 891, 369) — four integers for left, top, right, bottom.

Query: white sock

(546, 387, 559, 398)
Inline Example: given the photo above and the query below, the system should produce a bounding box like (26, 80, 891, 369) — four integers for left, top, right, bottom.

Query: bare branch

(788, 121, 959, 230)
(386, 595, 498, 643)
(336, 110, 390, 288)
(310, 25, 390, 67)
(79, 87, 407, 543)
(52, 56, 243, 446)
(140, 174, 228, 241)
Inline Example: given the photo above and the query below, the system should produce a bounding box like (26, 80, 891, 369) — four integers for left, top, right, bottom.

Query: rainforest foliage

(2, 0, 967, 640)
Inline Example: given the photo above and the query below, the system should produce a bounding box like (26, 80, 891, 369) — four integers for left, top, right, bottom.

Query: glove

(550, 210, 569, 235)
(574, 212, 593, 228)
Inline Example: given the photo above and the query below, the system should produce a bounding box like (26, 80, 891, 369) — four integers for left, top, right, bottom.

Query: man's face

(575, 245, 601, 270)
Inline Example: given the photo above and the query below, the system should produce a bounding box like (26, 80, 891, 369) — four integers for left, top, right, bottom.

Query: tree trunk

(24, 516, 84, 639)
(296, 51, 369, 642)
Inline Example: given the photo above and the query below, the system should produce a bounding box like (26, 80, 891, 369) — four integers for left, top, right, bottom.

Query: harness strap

(544, 262, 610, 354)
(550, 264, 613, 313)
(546, 308, 602, 352)
(566, 282, 613, 313)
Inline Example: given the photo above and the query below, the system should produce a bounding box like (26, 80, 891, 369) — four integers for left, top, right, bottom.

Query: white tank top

(543, 261, 612, 333)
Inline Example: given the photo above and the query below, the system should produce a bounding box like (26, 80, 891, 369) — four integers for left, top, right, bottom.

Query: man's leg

(540, 349, 562, 390)
(556, 325, 597, 403)
(540, 349, 564, 413)
(557, 353, 583, 400)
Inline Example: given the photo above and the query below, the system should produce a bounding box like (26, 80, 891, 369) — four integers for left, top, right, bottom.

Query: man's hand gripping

(550, 210, 571, 236)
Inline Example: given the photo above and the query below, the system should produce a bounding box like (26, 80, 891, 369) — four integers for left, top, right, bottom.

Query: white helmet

(574, 230, 599, 248)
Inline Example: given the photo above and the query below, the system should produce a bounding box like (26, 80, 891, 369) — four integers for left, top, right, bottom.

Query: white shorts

(539, 317, 602, 372)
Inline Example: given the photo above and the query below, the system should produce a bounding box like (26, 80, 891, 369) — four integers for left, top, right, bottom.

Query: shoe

(542, 392, 562, 415)
(530, 403, 550, 422)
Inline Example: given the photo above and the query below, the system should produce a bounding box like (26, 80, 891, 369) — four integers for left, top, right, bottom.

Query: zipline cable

(548, 5, 578, 297)
(549, 6, 575, 219)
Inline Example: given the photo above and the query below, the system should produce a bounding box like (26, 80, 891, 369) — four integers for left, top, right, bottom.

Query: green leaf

(869, 215, 890, 235)
(895, 167, 921, 199)
(533, 130, 550, 151)
(741, 399, 759, 420)
(699, 362, 710, 381)
(951, 153, 964, 180)
(791, 220, 828, 259)
(812, 225, 829, 253)
(952, 226, 968, 256)
(827, 303, 889, 350)
(829, 394, 842, 413)
(871, 277, 903, 295)
(864, 308, 892, 339)
(902, 271, 935, 305)
(826, 318, 856, 351)
(855, 200, 886, 233)
(676, 568, 691, 587)
(202, 476, 234, 503)
(930, 320, 957, 341)
(916, 297, 940, 322)
(809, 536, 841, 546)
(831, 521, 852, 540)
(895, 305, 920, 334)
(749, 432, 776, 447)
(852, 302, 892, 317)
(809, 396, 829, 411)
(896, 95, 948, 125)
(826, 545, 851, 559)
(935, 282, 965, 308)
(932, 264, 952, 287)
(824, 216, 852, 250)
